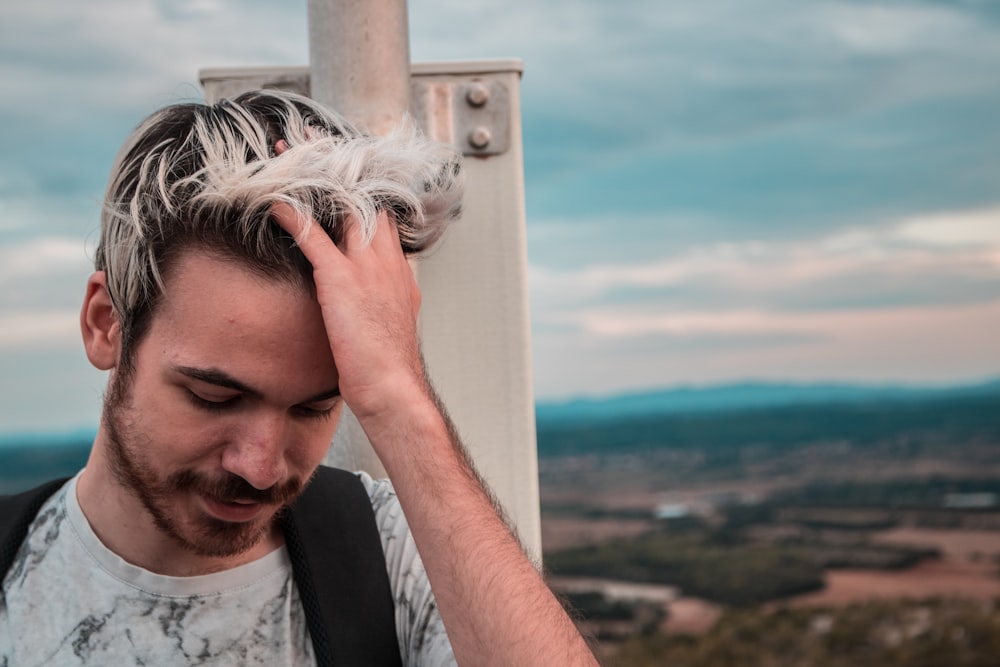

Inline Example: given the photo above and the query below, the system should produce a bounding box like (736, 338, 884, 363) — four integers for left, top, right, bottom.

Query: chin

(170, 509, 278, 559)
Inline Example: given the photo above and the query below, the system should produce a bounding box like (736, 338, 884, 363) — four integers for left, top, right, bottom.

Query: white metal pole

(308, 0, 410, 135)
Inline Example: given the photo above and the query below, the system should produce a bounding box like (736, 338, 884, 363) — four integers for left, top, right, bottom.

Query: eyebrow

(174, 366, 341, 404)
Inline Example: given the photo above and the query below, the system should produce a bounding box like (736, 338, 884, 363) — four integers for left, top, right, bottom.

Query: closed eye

(187, 390, 241, 413)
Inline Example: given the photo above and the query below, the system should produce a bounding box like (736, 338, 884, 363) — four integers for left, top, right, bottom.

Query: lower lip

(202, 496, 266, 523)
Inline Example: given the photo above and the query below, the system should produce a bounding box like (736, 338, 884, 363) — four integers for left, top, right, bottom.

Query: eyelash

(187, 391, 238, 413)
(293, 405, 337, 421)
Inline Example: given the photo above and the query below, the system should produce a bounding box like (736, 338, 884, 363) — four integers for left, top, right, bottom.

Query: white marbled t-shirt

(0, 471, 455, 666)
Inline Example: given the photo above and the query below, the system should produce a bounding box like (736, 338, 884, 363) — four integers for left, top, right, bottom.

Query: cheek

(293, 411, 343, 469)
(300, 426, 338, 466)
(133, 403, 233, 464)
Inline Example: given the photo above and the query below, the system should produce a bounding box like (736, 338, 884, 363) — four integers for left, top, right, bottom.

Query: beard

(103, 370, 305, 559)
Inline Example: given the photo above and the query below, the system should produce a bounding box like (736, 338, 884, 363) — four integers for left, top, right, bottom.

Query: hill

(535, 390, 1000, 460)
(536, 378, 1000, 425)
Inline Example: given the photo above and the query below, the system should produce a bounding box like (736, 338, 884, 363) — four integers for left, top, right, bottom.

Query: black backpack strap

(282, 466, 402, 667)
(0, 477, 70, 581)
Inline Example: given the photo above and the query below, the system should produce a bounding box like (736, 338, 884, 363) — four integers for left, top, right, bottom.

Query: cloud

(0, 310, 80, 348)
(530, 205, 1000, 327)
(526, 202, 1000, 396)
(1, 0, 307, 111)
(0, 237, 93, 320)
(499, 0, 1000, 236)
(531, 297, 1000, 399)
(457, 0, 1000, 141)
(0, 237, 91, 285)
(896, 207, 1000, 247)
(0, 0, 309, 240)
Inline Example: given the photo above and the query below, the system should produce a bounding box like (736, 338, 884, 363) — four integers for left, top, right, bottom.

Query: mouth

(201, 495, 269, 523)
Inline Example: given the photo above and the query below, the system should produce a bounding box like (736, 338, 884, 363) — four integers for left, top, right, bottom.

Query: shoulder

(355, 470, 401, 517)
(1, 477, 73, 584)
(349, 469, 413, 553)
(0, 477, 71, 526)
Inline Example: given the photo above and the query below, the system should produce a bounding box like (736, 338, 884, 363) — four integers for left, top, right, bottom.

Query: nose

(221, 411, 290, 490)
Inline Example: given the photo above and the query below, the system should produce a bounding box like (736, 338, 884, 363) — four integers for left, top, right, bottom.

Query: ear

(80, 271, 121, 371)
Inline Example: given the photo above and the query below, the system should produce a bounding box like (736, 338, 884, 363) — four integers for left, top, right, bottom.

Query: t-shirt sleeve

(357, 471, 456, 667)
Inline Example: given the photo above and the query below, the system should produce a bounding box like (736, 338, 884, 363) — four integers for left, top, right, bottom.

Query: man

(0, 90, 596, 665)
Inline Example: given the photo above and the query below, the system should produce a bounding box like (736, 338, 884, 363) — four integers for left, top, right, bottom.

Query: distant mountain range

(535, 377, 1000, 424)
(2, 378, 999, 447)
(0, 427, 97, 451)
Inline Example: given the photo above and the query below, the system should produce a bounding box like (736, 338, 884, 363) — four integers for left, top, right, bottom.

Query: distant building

(654, 503, 691, 520)
(943, 492, 998, 509)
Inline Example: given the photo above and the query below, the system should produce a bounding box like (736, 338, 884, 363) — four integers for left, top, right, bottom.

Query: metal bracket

(409, 78, 512, 157)
(200, 66, 312, 105)
(200, 64, 516, 157)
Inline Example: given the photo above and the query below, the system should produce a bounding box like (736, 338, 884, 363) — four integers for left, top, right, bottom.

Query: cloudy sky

(2, 0, 999, 433)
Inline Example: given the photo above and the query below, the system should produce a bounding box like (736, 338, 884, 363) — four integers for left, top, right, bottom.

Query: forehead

(161, 243, 310, 294)
(143, 249, 335, 387)
(159, 248, 311, 322)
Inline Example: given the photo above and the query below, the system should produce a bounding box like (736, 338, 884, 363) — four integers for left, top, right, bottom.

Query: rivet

(466, 83, 490, 107)
(468, 127, 492, 149)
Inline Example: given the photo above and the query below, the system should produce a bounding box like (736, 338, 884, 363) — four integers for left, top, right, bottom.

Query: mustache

(168, 470, 304, 505)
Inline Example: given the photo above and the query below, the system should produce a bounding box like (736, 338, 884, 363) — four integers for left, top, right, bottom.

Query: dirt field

(781, 559, 1000, 607)
(785, 526, 1000, 605)
(661, 597, 723, 635)
(873, 527, 1000, 561)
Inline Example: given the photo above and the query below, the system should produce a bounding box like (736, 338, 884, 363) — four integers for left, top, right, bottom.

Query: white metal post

(410, 62, 542, 560)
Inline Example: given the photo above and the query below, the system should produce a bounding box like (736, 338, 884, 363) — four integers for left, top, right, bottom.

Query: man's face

(103, 250, 341, 558)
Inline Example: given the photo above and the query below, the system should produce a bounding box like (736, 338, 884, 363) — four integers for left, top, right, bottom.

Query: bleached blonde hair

(95, 89, 463, 368)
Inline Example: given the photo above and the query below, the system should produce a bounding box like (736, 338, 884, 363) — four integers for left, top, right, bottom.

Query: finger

(340, 210, 399, 254)
(378, 210, 402, 245)
(340, 212, 368, 254)
(366, 211, 404, 257)
(274, 139, 290, 155)
(270, 201, 308, 239)
(270, 202, 341, 270)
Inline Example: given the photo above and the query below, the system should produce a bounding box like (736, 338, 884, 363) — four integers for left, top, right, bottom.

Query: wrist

(349, 377, 446, 454)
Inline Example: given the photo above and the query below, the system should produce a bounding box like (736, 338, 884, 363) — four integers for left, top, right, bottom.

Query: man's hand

(270, 202, 426, 423)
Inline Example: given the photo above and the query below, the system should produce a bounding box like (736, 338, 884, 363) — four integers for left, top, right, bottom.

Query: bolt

(466, 83, 490, 107)
(468, 127, 492, 150)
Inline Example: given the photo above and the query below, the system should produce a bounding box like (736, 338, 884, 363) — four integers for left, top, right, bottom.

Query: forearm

(361, 391, 597, 666)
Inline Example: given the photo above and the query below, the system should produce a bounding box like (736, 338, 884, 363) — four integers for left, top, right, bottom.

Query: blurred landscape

(3, 379, 1000, 665)
(536, 379, 1000, 665)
